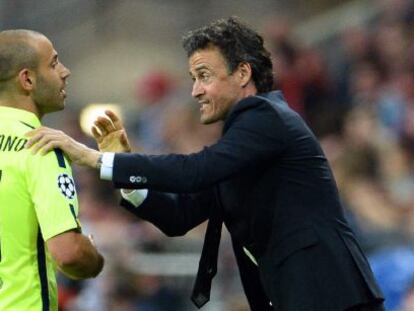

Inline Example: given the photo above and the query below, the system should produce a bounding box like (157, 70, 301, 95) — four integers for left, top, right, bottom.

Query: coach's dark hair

(0, 30, 41, 87)
(182, 17, 273, 93)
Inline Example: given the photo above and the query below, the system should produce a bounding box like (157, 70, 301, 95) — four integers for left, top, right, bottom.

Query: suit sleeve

(121, 189, 214, 237)
(113, 99, 287, 192)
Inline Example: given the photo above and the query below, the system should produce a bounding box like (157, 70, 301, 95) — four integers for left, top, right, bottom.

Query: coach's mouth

(199, 100, 209, 112)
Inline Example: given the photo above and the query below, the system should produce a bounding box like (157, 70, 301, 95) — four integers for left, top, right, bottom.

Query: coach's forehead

(189, 46, 227, 71)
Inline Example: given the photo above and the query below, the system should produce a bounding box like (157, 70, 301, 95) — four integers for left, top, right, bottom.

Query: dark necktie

(191, 215, 223, 308)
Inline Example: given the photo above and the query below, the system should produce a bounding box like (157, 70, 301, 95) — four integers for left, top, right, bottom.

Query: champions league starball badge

(57, 173, 76, 199)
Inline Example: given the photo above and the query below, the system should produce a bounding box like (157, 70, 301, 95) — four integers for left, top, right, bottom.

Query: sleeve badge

(57, 173, 76, 200)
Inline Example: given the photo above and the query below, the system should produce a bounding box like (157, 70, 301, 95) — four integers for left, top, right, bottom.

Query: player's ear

(17, 68, 36, 92)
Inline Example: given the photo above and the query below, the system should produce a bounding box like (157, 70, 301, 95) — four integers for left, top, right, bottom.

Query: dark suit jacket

(113, 91, 384, 310)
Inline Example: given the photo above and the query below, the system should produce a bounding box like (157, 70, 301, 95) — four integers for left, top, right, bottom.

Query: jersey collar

(0, 106, 41, 128)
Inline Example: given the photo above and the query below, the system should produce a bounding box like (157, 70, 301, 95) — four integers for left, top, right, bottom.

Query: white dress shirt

(100, 152, 148, 206)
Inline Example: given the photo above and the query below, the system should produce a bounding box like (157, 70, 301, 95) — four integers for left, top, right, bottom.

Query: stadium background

(2, 0, 414, 310)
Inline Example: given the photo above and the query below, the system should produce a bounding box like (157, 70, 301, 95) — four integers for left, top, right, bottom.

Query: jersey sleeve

(26, 148, 81, 241)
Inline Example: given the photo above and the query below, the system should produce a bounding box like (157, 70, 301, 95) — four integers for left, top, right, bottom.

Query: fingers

(25, 132, 40, 148)
(25, 127, 44, 147)
(29, 133, 62, 155)
(105, 110, 124, 130)
(24, 127, 95, 166)
(25, 127, 75, 156)
(91, 126, 102, 142)
(94, 111, 125, 137)
(25, 127, 62, 153)
(94, 116, 115, 136)
(38, 141, 60, 155)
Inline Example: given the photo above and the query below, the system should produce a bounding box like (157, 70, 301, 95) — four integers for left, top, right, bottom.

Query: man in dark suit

(27, 17, 384, 310)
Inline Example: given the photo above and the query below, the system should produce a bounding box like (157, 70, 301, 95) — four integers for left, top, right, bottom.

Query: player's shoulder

(1, 116, 37, 134)
(29, 148, 71, 169)
(0, 121, 32, 159)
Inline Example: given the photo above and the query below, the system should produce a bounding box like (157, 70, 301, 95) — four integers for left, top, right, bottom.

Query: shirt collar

(0, 106, 41, 128)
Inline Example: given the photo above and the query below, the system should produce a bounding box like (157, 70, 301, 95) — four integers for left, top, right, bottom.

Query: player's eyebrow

(50, 53, 58, 64)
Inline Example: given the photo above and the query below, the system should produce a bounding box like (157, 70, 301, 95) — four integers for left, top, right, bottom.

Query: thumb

(120, 132, 128, 145)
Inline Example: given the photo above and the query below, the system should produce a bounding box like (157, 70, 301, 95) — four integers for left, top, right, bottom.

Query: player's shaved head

(0, 30, 44, 87)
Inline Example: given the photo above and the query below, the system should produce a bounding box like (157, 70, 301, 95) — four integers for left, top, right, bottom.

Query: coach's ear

(237, 62, 252, 88)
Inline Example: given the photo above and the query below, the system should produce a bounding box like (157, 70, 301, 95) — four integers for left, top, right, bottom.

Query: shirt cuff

(120, 189, 148, 207)
(100, 152, 115, 180)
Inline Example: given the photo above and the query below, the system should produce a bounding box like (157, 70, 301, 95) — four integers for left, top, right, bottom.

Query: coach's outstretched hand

(25, 127, 101, 168)
(25, 110, 130, 169)
(92, 110, 131, 153)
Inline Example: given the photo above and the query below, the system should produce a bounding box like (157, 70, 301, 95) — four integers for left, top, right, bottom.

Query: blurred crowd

(50, 0, 414, 310)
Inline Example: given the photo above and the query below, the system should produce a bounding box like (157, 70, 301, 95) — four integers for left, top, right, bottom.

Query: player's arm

(47, 230, 104, 280)
(26, 148, 104, 280)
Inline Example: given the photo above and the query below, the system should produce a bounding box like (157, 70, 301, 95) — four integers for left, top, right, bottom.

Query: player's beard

(33, 73, 65, 115)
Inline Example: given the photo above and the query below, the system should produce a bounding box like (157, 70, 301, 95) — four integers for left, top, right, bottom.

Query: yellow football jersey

(0, 106, 81, 311)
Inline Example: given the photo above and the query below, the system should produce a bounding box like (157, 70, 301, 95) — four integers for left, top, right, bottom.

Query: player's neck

(0, 93, 41, 119)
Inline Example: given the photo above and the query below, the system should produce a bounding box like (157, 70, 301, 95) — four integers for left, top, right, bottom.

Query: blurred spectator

(130, 70, 177, 153)
(369, 247, 414, 310)
(160, 101, 222, 154)
(399, 280, 414, 311)
(265, 18, 306, 116)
